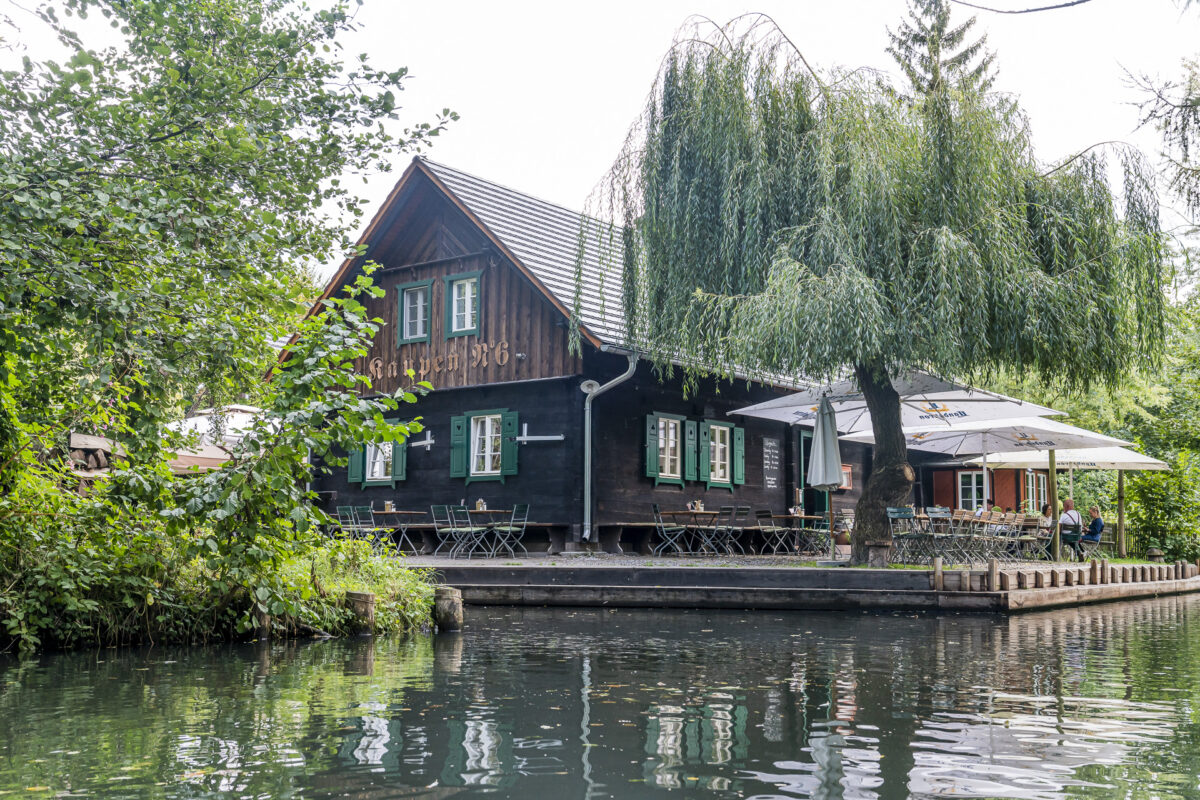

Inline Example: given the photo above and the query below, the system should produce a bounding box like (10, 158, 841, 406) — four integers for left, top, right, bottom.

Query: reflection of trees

(3, 598, 1200, 798)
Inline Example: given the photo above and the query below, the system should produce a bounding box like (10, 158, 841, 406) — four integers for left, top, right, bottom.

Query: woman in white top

(1038, 503, 1053, 534)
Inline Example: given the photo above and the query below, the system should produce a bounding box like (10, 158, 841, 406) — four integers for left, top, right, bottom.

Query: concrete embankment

(421, 558, 1200, 614)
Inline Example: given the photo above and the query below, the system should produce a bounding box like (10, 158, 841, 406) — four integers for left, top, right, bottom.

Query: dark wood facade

(309, 159, 876, 546)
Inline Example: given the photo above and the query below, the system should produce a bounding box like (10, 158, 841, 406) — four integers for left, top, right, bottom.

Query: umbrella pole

(827, 490, 835, 560)
(1047, 449, 1061, 561)
(982, 443, 990, 510)
(1117, 469, 1127, 558)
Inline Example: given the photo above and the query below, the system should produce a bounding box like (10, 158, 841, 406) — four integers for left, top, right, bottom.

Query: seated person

(1059, 498, 1083, 530)
(1059, 498, 1084, 557)
(1084, 506, 1104, 542)
(1038, 503, 1053, 536)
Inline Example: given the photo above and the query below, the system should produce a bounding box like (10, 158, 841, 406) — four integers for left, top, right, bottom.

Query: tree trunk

(851, 362, 914, 565)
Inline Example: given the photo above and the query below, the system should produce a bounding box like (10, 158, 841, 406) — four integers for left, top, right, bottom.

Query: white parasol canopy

(953, 446, 1168, 472)
(843, 417, 1130, 505)
(731, 371, 1062, 433)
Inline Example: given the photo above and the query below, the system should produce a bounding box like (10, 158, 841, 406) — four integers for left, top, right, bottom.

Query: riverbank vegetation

(0, 0, 450, 653)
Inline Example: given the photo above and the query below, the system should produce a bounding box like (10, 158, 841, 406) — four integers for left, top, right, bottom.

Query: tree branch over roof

(949, 0, 1094, 13)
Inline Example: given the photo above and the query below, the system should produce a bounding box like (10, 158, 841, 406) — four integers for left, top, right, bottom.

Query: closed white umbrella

(808, 396, 843, 553)
(843, 417, 1130, 508)
(732, 371, 1062, 433)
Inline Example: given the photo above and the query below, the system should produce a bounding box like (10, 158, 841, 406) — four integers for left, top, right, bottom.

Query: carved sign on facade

(368, 339, 511, 383)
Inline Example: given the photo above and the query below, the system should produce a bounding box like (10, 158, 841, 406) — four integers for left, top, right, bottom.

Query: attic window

(445, 272, 481, 338)
(397, 279, 432, 344)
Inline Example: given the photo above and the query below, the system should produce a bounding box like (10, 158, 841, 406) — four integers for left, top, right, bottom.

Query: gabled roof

(420, 159, 625, 345)
(305, 156, 624, 351)
(301, 157, 807, 389)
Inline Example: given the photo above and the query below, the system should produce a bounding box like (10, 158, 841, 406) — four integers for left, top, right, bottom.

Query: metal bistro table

(660, 509, 720, 554)
(772, 514, 834, 558)
(457, 508, 534, 558)
(371, 509, 426, 553)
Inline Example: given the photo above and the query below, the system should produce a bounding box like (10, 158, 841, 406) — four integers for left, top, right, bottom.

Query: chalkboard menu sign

(762, 436, 782, 490)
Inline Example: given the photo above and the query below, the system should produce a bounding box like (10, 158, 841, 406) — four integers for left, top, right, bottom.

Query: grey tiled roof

(422, 159, 625, 344)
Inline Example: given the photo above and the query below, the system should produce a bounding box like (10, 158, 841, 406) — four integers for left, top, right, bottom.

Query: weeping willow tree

(582, 16, 1167, 562)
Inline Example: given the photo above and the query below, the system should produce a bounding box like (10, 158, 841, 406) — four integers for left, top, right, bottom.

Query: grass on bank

(1, 517, 437, 654)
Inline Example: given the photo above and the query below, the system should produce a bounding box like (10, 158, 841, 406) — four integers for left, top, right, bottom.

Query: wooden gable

(346, 170, 582, 393)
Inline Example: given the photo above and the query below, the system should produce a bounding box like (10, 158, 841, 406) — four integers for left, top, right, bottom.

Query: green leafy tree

(0, 0, 455, 494)
(587, 16, 1166, 562)
(887, 0, 996, 96)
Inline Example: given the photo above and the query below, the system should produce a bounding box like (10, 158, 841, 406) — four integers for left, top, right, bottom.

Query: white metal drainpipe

(581, 350, 639, 541)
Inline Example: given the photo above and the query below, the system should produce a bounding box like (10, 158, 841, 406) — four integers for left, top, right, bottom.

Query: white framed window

(709, 424, 732, 484)
(958, 470, 985, 511)
(471, 414, 502, 476)
(365, 442, 393, 483)
(1024, 471, 1047, 512)
(839, 464, 853, 490)
(449, 276, 479, 335)
(401, 284, 429, 341)
(658, 416, 682, 479)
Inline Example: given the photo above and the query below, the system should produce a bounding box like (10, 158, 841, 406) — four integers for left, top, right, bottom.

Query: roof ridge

(417, 156, 619, 230)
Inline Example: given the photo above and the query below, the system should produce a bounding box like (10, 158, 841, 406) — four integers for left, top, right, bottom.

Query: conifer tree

(887, 0, 996, 95)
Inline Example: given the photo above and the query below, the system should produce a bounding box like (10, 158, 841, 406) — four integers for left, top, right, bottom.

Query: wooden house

(305, 158, 874, 552)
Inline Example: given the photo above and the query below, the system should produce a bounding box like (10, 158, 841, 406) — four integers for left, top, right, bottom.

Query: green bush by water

(0, 500, 435, 653)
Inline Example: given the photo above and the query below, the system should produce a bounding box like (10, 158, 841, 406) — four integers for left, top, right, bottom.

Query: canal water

(2, 597, 1198, 799)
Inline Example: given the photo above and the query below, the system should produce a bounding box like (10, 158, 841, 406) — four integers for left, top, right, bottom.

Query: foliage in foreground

(0, 507, 434, 654)
(1, 269, 434, 654)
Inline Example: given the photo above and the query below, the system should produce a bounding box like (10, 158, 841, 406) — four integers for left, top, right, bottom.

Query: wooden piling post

(988, 558, 999, 592)
(434, 586, 464, 632)
(345, 591, 376, 631)
(933, 557, 944, 591)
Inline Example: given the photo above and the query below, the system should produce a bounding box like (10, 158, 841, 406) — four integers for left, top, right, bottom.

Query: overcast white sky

(11, 0, 1199, 278)
(334, 0, 1198, 278)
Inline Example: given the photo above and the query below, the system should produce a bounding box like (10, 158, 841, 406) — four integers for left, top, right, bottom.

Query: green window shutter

(644, 414, 659, 479)
(684, 420, 698, 481)
(348, 447, 364, 485)
(500, 411, 519, 479)
(449, 416, 467, 478)
(732, 427, 745, 485)
(392, 440, 407, 484)
(698, 422, 711, 483)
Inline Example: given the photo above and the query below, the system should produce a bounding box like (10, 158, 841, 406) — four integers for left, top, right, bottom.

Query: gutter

(581, 347, 639, 541)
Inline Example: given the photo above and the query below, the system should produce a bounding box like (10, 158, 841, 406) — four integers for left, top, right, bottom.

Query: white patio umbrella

(731, 371, 1062, 433)
(951, 445, 1167, 558)
(958, 445, 1167, 471)
(807, 396, 843, 553)
(843, 417, 1131, 507)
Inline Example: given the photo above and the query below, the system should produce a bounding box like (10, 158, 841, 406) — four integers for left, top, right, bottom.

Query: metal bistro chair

(886, 507, 920, 564)
(1059, 523, 1084, 562)
(652, 504, 688, 556)
(448, 505, 489, 559)
(334, 505, 360, 535)
(431, 504, 455, 555)
(491, 504, 530, 557)
(755, 509, 794, 555)
(353, 505, 389, 549)
(724, 506, 751, 554)
(1015, 514, 1044, 562)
